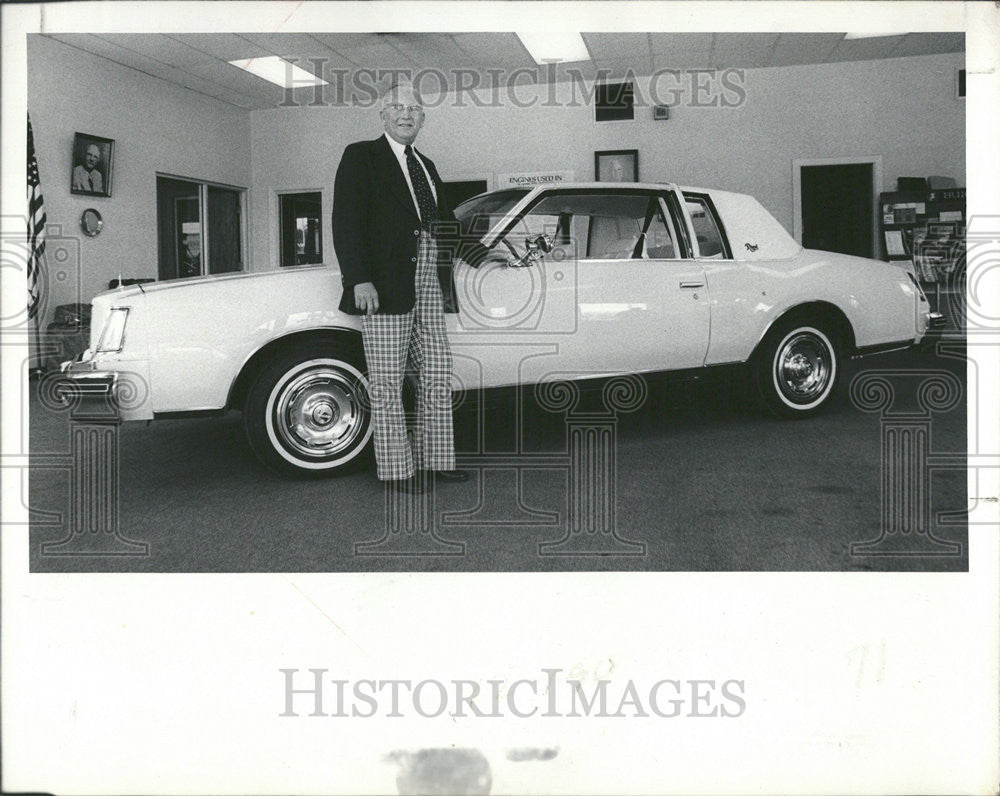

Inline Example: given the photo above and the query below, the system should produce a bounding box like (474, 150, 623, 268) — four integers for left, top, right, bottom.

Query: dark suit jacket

(332, 135, 468, 315)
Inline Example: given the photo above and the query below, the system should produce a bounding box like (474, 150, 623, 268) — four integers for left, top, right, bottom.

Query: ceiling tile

(711, 33, 779, 68)
(582, 33, 649, 61)
(44, 32, 154, 68)
(63, 36, 182, 76)
(381, 33, 480, 70)
(96, 33, 217, 67)
(825, 35, 905, 63)
(309, 33, 385, 53)
(649, 33, 713, 68)
(164, 33, 276, 64)
(769, 33, 845, 67)
(181, 59, 287, 103)
(893, 32, 965, 58)
(326, 40, 417, 71)
(451, 33, 535, 69)
(235, 32, 339, 61)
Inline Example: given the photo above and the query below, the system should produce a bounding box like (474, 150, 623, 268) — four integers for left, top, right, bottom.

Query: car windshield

(454, 189, 530, 238)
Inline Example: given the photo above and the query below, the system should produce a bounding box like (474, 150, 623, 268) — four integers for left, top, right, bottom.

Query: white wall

(27, 35, 252, 326)
(248, 52, 965, 271)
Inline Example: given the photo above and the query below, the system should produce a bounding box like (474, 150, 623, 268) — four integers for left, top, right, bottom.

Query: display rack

(878, 186, 965, 314)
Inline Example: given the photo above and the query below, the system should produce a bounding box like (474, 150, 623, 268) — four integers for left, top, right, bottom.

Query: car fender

(703, 250, 921, 364)
(135, 266, 361, 413)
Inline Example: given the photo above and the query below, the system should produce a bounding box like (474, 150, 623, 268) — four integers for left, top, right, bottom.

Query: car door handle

(679, 281, 704, 289)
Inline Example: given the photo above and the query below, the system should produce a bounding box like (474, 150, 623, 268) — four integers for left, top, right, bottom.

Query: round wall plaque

(80, 208, 103, 237)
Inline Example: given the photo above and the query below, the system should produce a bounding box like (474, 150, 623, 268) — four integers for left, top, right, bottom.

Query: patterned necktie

(405, 145, 439, 230)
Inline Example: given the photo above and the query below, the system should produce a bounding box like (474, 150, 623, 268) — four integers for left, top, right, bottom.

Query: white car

(62, 181, 943, 475)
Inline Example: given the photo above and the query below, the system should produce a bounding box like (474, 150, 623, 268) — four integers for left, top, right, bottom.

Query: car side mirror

(508, 234, 554, 268)
(525, 234, 553, 254)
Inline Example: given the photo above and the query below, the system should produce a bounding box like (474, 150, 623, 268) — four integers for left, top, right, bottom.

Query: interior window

(508, 192, 677, 261)
(279, 192, 322, 267)
(156, 175, 245, 280)
(684, 196, 726, 258)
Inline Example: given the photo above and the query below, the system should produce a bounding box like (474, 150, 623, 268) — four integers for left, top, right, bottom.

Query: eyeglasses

(385, 103, 424, 114)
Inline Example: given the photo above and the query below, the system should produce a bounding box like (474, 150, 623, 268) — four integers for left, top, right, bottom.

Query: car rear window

(684, 195, 727, 258)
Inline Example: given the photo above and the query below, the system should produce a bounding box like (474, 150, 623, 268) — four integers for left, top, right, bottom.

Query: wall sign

(496, 171, 574, 190)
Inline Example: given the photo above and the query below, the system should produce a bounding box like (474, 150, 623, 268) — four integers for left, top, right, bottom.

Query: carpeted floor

(27, 343, 968, 572)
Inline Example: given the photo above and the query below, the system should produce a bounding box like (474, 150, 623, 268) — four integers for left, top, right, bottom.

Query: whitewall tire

(244, 344, 373, 476)
(754, 322, 838, 418)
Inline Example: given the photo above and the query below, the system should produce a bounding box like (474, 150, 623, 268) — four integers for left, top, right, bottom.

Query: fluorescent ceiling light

(228, 56, 328, 88)
(843, 32, 905, 39)
(517, 32, 590, 63)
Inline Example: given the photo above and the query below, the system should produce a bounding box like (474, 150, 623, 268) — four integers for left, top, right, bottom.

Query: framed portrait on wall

(594, 149, 638, 182)
(70, 132, 114, 197)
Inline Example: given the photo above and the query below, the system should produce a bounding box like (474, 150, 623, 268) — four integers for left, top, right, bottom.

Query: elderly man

(332, 81, 469, 494)
(180, 223, 201, 278)
(72, 144, 103, 193)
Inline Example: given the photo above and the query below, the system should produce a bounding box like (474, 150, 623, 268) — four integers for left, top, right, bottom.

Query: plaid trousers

(361, 233, 456, 480)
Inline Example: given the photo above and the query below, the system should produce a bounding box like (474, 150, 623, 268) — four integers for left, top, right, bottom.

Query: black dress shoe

(428, 469, 471, 483)
(390, 476, 425, 494)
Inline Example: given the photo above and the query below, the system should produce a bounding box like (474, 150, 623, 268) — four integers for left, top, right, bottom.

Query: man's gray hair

(380, 79, 423, 108)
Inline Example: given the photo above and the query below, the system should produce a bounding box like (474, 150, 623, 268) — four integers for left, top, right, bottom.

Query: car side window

(510, 192, 678, 261)
(684, 195, 728, 258)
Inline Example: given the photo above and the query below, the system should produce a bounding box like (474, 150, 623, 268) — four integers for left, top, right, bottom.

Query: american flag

(27, 114, 46, 320)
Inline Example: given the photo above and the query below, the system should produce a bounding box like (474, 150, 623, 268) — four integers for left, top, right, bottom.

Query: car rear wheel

(244, 343, 373, 476)
(753, 320, 838, 418)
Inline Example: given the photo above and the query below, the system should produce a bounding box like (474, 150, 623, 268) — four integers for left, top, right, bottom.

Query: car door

(569, 188, 710, 377)
(448, 187, 711, 390)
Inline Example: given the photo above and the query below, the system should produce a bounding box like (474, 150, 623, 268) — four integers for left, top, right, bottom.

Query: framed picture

(70, 133, 114, 197)
(595, 149, 638, 182)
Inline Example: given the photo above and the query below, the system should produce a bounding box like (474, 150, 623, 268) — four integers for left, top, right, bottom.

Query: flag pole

(29, 299, 44, 378)
(27, 113, 47, 378)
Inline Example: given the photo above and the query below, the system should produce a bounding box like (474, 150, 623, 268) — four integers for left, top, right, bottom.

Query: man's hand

(354, 282, 379, 314)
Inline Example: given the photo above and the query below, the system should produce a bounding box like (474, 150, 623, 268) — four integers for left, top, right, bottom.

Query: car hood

(95, 264, 339, 301)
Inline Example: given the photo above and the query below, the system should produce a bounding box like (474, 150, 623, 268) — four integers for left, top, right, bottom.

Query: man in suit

(72, 144, 103, 193)
(332, 80, 470, 493)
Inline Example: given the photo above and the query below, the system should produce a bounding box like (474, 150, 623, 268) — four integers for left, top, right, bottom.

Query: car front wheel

(244, 344, 373, 476)
(754, 321, 838, 418)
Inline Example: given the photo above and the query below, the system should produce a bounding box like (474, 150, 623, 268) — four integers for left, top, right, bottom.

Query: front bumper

(59, 351, 153, 420)
(61, 352, 116, 389)
(57, 355, 118, 416)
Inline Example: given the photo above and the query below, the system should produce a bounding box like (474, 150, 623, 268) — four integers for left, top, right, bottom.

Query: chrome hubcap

(776, 333, 831, 401)
(274, 366, 368, 458)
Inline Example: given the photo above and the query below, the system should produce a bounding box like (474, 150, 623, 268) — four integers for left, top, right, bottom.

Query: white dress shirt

(383, 133, 437, 217)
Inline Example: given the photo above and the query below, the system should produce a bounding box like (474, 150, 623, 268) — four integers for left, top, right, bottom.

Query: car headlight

(96, 307, 129, 353)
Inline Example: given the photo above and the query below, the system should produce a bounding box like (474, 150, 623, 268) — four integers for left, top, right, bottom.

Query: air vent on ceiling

(595, 81, 634, 122)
